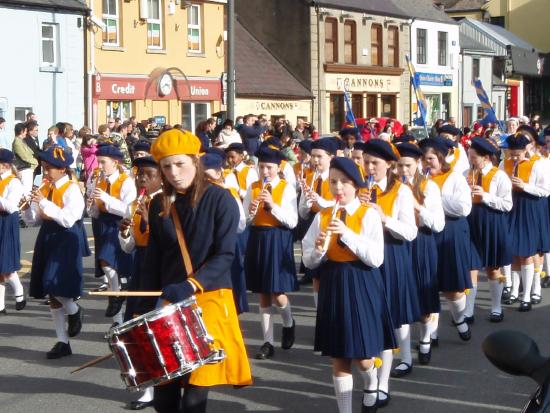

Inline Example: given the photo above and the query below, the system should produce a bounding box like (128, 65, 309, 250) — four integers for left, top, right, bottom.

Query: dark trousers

(154, 376, 209, 413)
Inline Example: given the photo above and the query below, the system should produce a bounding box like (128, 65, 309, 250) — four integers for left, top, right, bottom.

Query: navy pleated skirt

(245, 226, 298, 293)
(411, 227, 441, 315)
(315, 260, 396, 358)
(468, 203, 512, 267)
(0, 212, 20, 273)
(380, 234, 422, 328)
(92, 212, 133, 278)
(29, 219, 89, 299)
(510, 192, 550, 257)
(231, 227, 249, 314)
(434, 216, 475, 292)
(124, 245, 147, 322)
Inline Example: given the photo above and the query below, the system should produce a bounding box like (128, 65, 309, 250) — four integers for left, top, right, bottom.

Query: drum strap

(170, 206, 194, 278)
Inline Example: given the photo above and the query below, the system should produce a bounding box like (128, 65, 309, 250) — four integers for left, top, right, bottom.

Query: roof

(460, 31, 494, 53)
(395, 0, 456, 24)
(235, 20, 313, 100)
(0, 0, 88, 13)
(310, 0, 408, 18)
(463, 17, 537, 51)
(434, 0, 485, 12)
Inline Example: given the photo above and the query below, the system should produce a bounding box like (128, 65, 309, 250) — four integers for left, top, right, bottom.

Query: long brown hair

(412, 169, 426, 204)
(423, 148, 451, 174)
(382, 161, 398, 195)
(160, 155, 210, 216)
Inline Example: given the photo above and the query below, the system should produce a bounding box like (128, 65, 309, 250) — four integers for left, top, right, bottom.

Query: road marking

(391, 391, 518, 411)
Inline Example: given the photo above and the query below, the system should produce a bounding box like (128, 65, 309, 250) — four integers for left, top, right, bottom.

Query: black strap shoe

(46, 341, 72, 359)
(255, 342, 274, 360)
(518, 301, 532, 312)
(15, 296, 26, 311)
(376, 390, 390, 407)
(531, 294, 542, 305)
(488, 311, 504, 323)
(281, 319, 296, 350)
(464, 315, 475, 325)
(362, 390, 378, 413)
(453, 320, 471, 341)
(128, 400, 154, 410)
(105, 296, 125, 317)
(390, 362, 412, 378)
(504, 295, 518, 305)
(418, 341, 432, 365)
(0, 308, 7, 315)
(501, 287, 511, 303)
(68, 305, 83, 337)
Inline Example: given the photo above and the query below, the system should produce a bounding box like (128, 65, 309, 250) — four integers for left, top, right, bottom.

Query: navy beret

(311, 137, 338, 155)
(97, 143, 124, 159)
(470, 137, 499, 156)
(438, 125, 461, 136)
(261, 137, 283, 150)
(0, 149, 15, 164)
(339, 126, 359, 138)
(419, 137, 450, 157)
(517, 125, 538, 141)
(225, 142, 246, 153)
(256, 146, 284, 165)
(132, 155, 158, 168)
(353, 141, 367, 152)
(396, 142, 423, 159)
(506, 133, 531, 150)
(330, 157, 366, 188)
(38, 145, 74, 168)
(330, 137, 347, 151)
(201, 153, 224, 170)
(298, 140, 312, 154)
(133, 140, 151, 153)
(393, 134, 417, 144)
(363, 139, 399, 162)
(205, 146, 227, 161)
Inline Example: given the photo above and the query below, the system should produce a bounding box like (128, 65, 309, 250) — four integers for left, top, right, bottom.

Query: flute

(19, 180, 49, 210)
(424, 167, 431, 179)
(87, 170, 104, 209)
(309, 168, 318, 192)
(249, 176, 268, 220)
(322, 196, 342, 252)
(122, 188, 147, 238)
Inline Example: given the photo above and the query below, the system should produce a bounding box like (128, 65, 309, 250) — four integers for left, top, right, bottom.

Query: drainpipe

(87, 0, 95, 129)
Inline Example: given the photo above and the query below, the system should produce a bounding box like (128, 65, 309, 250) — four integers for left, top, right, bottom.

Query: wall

(445, 10, 484, 21)
(235, 98, 312, 125)
(460, 53, 494, 126)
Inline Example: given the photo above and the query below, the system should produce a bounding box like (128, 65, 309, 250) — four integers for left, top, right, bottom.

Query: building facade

(87, 0, 226, 131)
(0, 0, 87, 147)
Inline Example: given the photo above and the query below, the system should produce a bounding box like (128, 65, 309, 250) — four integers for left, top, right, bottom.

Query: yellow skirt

(189, 289, 253, 387)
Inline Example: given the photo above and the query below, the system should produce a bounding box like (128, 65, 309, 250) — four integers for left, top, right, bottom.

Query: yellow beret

(151, 129, 202, 161)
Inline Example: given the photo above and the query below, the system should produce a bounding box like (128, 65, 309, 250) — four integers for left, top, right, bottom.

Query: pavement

(1, 221, 549, 412)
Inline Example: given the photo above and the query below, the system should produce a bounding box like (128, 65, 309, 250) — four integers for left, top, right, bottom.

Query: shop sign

(256, 101, 300, 111)
(416, 72, 453, 87)
(325, 73, 400, 93)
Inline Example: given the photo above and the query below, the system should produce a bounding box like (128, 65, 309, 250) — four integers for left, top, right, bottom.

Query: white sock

(502, 265, 512, 288)
(465, 285, 477, 318)
(0, 283, 5, 310)
(521, 264, 535, 303)
(359, 366, 378, 407)
(378, 349, 393, 394)
(260, 306, 274, 344)
(6, 272, 24, 301)
(51, 307, 69, 343)
(544, 254, 550, 276)
(56, 296, 79, 316)
(489, 279, 504, 314)
(138, 386, 154, 403)
(395, 324, 412, 367)
(332, 375, 353, 413)
(103, 266, 120, 291)
(430, 313, 439, 340)
(313, 292, 318, 309)
(419, 320, 432, 353)
(113, 310, 123, 325)
(532, 268, 542, 297)
(448, 295, 468, 333)
(511, 270, 520, 298)
(277, 302, 294, 328)
(102, 275, 108, 285)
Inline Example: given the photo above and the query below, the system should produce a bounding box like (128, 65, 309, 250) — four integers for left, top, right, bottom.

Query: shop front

(235, 98, 312, 124)
(415, 71, 457, 125)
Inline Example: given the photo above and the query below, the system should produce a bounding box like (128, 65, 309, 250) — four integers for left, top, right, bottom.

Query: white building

(0, 0, 87, 147)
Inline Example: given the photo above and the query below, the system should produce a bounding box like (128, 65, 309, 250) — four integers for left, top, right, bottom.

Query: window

(147, 0, 162, 49)
(438, 31, 447, 66)
(343, 20, 356, 64)
(490, 16, 505, 27)
(388, 26, 399, 67)
(417, 28, 426, 64)
(472, 58, 480, 83)
(106, 101, 132, 121)
(325, 18, 338, 63)
(182, 102, 210, 132)
(367, 94, 378, 118)
(14, 107, 33, 123)
(381, 95, 396, 118)
(371, 24, 382, 66)
(187, 4, 202, 53)
(329, 94, 344, 132)
(102, 0, 120, 46)
(41, 23, 58, 67)
(352, 94, 363, 118)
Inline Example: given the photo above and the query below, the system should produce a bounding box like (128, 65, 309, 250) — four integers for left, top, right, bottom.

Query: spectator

(280, 127, 298, 165)
(26, 112, 37, 123)
(239, 114, 267, 158)
(114, 117, 122, 130)
(460, 127, 473, 150)
(129, 116, 146, 137)
(24, 120, 41, 180)
(97, 124, 110, 141)
(80, 134, 98, 181)
(12, 122, 36, 194)
(215, 119, 242, 148)
(43, 126, 59, 151)
(430, 119, 444, 138)
(293, 118, 306, 141)
(506, 118, 519, 135)
(63, 122, 78, 171)
(195, 120, 211, 150)
(0, 117, 9, 149)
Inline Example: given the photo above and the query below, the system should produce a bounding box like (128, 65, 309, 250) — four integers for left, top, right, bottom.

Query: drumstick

(70, 353, 113, 374)
(88, 291, 162, 297)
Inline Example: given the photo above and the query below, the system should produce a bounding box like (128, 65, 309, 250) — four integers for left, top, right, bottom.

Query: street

(0, 221, 547, 413)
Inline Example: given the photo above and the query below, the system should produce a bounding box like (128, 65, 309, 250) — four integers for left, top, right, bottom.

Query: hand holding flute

(18, 180, 49, 211)
(120, 188, 147, 238)
(315, 196, 343, 253)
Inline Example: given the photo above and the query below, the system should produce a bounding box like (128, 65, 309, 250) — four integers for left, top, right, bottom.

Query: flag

(474, 79, 504, 130)
(343, 87, 357, 128)
(405, 55, 427, 127)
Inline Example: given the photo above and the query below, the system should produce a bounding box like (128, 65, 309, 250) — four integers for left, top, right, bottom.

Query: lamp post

(227, 0, 235, 122)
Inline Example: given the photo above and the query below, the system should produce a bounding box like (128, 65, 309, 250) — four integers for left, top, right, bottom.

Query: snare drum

(107, 297, 225, 391)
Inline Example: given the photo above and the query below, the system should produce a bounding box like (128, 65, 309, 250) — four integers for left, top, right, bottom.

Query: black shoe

(376, 390, 390, 407)
(93, 283, 108, 292)
(531, 294, 542, 305)
(46, 341, 72, 359)
(518, 301, 532, 312)
(501, 287, 511, 303)
(298, 275, 312, 285)
(255, 342, 274, 360)
(431, 337, 439, 348)
(453, 320, 471, 341)
(489, 312, 504, 323)
(464, 315, 475, 325)
(390, 362, 412, 378)
(67, 305, 82, 337)
(542, 277, 550, 288)
(105, 296, 125, 317)
(128, 400, 154, 410)
(504, 295, 518, 305)
(281, 319, 295, 350)
(41, 298, 51, 306)
(362, 390, 378, 413)
(0, 308, 7, 315)
(418, 341, 432, 365)
(15, 296, 26, 311)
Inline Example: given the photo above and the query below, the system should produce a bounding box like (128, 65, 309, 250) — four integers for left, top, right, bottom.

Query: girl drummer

(244, 145, 299, 360)
(138, 129, 252, 413)
(0, 149, 25, 314)
(302, 156, 395, 413)
(23, 145, 89, 358)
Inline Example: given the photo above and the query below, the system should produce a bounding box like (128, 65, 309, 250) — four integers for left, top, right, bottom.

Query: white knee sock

(502, 265, 512, 288)
(56, 296, 79, 316)
(359, 366, 378, 407)
(532, 267, 542, 297)
(260, 306, 274, 344)
(448, 295, 468, 333)
(138, 386, 154, 403)
(489, 279, 504, 314)
(544, 254, 550, 276)
(465, 285, 477, 318)
(0, 283, 5, 310)
(333, 375, 353, 413)
(378, 349, 393, 394)
(51, 307, 69, 343)
(395, 324, 412, 367)
(511, 270, 520, 298)
(277, 302, 294, 328)
(313, 292, 318, 309)
(103, 266, 120, 291)
(419, 320, 432, 353)
(6, 272, 24, 301)
(102, 275, 108, 284)
(113, 310, 124, 325)
(430, 313, 439, 340)
(521, 264, 535, 303)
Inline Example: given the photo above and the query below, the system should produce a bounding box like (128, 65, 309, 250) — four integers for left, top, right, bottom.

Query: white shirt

(375, 176, 417, 242)
(437, 171, 472, 217)
(88, 169, 137, 218)
(298, 169, 335, 219)
(498, 158, 550, 198)
(412, 178, 445, 233)
(0, 171, 23, 214)
(225, 162, 259, 199)
(446, 143, 470, 175)
(282, 161, 296, 189)
(65, 138, 78, 169)
(473, 163, 513, 212)
(243, 176, 298, 229)
(23, 175, 84, 228)
(302, 197, 384, 269)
